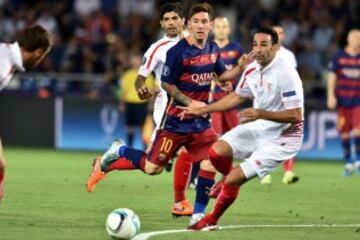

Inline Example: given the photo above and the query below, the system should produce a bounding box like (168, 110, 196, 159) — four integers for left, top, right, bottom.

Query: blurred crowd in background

(0, 0, 359, 105)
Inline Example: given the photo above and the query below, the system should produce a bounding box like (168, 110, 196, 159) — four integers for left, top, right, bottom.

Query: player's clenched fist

(136, 85, 153, 100)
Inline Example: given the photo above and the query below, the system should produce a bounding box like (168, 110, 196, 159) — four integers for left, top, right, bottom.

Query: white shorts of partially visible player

(150, 90, 168, 141)
(221, 120, 303, 179)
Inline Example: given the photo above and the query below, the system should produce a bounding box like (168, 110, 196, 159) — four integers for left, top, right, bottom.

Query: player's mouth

(168, 27, 176, 32)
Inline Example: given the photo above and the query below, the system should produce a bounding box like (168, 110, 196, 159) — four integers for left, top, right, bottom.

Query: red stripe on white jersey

(239, 67, 256, 89)
(146, 40, 171, 69)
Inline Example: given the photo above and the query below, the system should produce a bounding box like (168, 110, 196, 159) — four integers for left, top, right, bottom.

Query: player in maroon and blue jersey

(86, 3, 252, 226)
(210, 16, 244, 135)
(327, 29, 360, 176)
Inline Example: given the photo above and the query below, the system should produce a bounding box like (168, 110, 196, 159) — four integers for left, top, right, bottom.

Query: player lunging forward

(181, 27, 304, 230)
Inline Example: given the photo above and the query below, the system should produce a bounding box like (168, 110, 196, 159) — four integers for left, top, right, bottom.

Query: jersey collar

(163, 34, 181, 42)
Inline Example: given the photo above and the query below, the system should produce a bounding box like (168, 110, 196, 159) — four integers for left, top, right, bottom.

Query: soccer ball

(106, 208, 141, 239)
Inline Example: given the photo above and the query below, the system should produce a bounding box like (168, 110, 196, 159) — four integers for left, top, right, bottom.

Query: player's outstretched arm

(135, 75, 153, 100)
(161, 82, 192, 106)
(178, 92, 246, 119)
(217, 51, 255, 83)
(239, 107, 303, 124)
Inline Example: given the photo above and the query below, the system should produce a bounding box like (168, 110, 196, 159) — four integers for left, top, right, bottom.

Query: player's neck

(214, 38, 229, 48)
(166, 33, 180, 39)
(345, 46, 359, 56)
(188, 35, 207, 49)
(259, 55, 276, 70)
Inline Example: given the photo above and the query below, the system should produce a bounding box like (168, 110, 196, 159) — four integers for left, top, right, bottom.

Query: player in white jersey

(273, 26, 297, 68)
(181, 27, 304, 230)
(133, 3, 195, 217)
(259, 25, 300, 185)
(0, 25, 52, 201)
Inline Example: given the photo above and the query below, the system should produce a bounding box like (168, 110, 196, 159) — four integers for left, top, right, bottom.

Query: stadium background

(0, 0, 359, 159)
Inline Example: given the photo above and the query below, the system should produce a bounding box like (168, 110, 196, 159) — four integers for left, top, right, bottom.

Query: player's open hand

(218, 81, 233, 92)
(177, 100, 208, 120)
(136, 85, 153, 100)
(238, 50, 256, 70)
(239, 107, 261, 124)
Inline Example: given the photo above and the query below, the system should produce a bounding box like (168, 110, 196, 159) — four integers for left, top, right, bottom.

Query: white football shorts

(220, 121, 303, 179)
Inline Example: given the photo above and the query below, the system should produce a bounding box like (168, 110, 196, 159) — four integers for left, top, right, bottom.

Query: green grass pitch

(0, 147, 359, 240)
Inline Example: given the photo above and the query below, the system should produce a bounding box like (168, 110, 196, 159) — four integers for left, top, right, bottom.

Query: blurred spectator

(0, 0, 358, 103)
(119, 53, 155, 149)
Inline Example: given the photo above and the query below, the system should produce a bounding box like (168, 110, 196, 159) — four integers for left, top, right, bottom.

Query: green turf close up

(0, 147, 359, 240)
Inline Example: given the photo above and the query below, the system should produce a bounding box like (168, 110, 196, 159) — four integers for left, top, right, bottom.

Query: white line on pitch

(132, 224, 360, 240)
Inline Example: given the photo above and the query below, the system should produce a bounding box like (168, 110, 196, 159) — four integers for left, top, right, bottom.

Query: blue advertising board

(56, 98, 145, 151)
(297, 110, 342, 160)
(56, 97, 344, 160)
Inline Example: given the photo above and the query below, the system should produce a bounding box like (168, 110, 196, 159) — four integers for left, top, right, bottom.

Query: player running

(86, 3, 195, 217)
(180, 27, 304, 230)
(86, 3, 251, 225)
(136, 3, 194, 217)
(0, 25, 52, 201)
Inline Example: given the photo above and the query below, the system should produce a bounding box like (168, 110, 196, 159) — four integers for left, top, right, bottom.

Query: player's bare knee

(209, 140, 233, 158)
(144, 163, 163, 175)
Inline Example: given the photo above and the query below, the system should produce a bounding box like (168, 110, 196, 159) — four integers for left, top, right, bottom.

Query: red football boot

(187, 215, 219, 231)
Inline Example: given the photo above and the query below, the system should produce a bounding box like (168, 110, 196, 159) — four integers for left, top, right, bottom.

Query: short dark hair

(188, 2, 214, 20)
(254, 27, 279, 45)
(18, 25, 52, 52)
(160, 2, 184, 20)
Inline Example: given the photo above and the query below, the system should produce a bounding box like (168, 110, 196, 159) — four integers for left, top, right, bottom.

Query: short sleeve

(138, 44, 161, 77)
(161, 46, 182, 85)
(235, 71, 253, 98)
(280, 68, 304, 109)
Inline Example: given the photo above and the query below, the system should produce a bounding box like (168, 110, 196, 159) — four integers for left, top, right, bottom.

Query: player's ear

(34, 48, 45, 57)
(160, 20, 164, 28)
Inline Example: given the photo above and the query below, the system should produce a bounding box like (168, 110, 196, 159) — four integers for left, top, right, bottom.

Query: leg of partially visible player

(352, 106, 360, 176)
(337, 108, 354, 176)
(86, 130, 185, 192)
(282, 157, 299, 184)
(354, 130, 360, 176)
(0, 139, 5, 201)
(172, 148, 193, 217)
